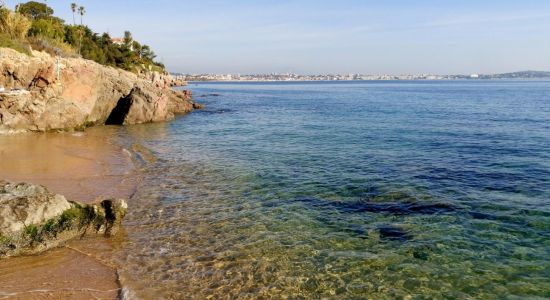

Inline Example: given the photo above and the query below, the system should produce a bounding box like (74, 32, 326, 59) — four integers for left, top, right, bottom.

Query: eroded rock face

(0, 48, 199, 133)
(0, 181, 128, 258)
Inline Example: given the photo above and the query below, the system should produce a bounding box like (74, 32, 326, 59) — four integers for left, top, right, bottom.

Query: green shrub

(24, 224, 40, 242)
(42, 219, 56, 235)
(0, 234, 10, 245)
(0, 32, 31, 54)
(27, 36, 76, 57)
(28, 17, 65, 41)
(57, 207, 83, 230)
(0, 7, 31, 39)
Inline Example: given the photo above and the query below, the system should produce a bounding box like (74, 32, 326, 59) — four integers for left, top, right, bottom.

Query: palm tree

(78, 6, 85, 25)
(71, 3, 77, 25)
(77, 6, 85, 55)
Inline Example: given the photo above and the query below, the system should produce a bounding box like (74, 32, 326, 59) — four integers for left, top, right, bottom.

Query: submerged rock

(0, 181, 127, 258)
(0, 48, 201, 133)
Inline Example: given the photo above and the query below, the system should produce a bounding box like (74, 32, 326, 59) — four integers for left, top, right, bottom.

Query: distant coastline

(175, 70, 550, 82)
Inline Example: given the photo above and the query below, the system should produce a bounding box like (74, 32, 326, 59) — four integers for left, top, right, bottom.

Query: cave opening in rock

(105, 95, 132, 125)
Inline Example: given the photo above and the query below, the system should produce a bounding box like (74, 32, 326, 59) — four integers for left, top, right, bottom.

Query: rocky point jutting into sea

(0, 47, 199, 134)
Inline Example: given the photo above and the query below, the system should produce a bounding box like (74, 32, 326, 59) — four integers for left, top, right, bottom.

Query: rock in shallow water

(0, 180, 127, 258)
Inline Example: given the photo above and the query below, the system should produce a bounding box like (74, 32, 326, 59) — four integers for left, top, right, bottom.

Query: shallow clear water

(117, 81, 550, 298)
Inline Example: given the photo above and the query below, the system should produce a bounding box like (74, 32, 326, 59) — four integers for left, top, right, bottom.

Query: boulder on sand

(0, 180, 127, 258)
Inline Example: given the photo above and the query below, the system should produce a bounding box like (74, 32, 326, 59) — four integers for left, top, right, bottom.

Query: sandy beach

(0, 126, 138, 299)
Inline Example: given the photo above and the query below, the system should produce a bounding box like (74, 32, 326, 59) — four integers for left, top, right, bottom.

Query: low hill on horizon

(480, 70, 550, 79)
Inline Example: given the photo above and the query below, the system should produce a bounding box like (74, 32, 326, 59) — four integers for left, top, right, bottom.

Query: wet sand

(0, 127, 137, 203)
(0, 126, 138, 300)
(0, 246, 120, 299)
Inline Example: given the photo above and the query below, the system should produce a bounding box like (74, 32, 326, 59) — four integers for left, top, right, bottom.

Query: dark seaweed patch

(196, 108, 233, 115)
(296, 194, 524, 227)
(469, 211, 497, 220)
(199, 93, 221, 97)
(290, 195, 457, 242)
(342, 224, 368, 238)
(378, 225, 411, 241)
(409, 244, 435, 260)
(293, 196, 456, 216)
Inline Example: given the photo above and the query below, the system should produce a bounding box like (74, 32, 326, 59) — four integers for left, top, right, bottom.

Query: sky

(6, 0, 550, 74)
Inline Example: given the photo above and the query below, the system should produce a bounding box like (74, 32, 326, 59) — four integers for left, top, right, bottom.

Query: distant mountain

(480, 71, 550, 79)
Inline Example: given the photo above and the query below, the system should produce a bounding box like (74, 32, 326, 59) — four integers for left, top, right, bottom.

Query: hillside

(480, 71, 550, 79)
(1, 1, 164, 73)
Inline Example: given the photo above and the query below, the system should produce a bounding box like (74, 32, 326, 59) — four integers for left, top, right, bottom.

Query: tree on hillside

(17, 1, 53, 20)
(70, 3, 76, 25)
(77, 5, 85, 54)
(123, 30, 132, 47)
(100, 32, 112, 47)
(140, 44, 156, 61)
(27, 16, 64, 40)
(132, 40, 142, 58)
(78, 6, 85, 25)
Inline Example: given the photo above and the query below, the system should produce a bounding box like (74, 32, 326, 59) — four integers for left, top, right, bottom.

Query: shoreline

(0, 126, 141, 299)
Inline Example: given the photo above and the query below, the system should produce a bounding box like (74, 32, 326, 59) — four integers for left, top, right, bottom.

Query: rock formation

(0, 181, 127, 258)
(0, 48, 199, 133)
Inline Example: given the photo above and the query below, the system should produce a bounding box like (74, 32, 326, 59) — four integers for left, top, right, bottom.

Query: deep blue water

(118, 81, 550, 298)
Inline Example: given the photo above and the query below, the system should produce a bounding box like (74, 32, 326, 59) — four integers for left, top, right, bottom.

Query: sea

(112, 80, 549, 299)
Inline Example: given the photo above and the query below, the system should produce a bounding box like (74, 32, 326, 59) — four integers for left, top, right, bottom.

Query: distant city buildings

(171, 71, 550, 82)
(175, 73, 468, 82)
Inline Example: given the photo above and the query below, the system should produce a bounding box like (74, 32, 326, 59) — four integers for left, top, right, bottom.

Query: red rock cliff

(0, 48, 199, 133)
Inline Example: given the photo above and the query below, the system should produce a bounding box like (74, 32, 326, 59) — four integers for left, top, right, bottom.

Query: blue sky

(8, 0, 550, 74)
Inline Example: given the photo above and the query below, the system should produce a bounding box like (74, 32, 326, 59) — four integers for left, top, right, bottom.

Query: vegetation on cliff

(0, 1, 164, 73)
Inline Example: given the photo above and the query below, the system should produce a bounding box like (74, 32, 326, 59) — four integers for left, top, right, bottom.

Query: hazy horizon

(6, 0, 550, 74)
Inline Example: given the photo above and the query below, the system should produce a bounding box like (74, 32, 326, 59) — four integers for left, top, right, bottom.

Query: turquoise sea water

(117, 81, 550, 298)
